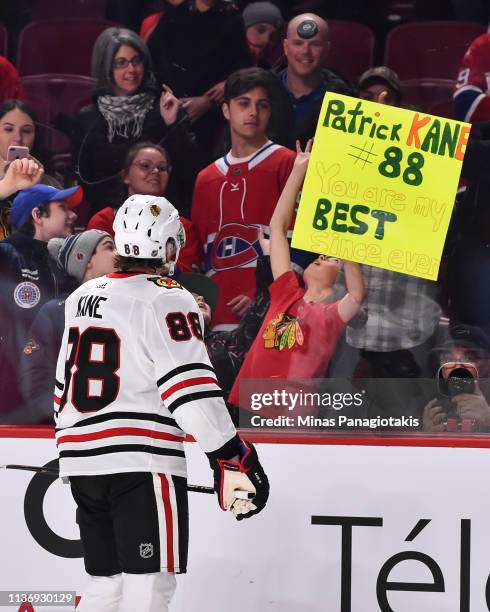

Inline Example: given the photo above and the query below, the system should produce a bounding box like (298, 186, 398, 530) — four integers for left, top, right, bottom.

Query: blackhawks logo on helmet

(263, 313, 304, 350)
(147, 276, 182, 289)
(149, 205, 161, 217)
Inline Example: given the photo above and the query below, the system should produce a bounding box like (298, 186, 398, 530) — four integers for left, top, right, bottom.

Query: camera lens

(447, 367, 475, 396)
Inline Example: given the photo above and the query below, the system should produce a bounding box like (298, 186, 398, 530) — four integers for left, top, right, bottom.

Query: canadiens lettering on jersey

(147, 276, 182, 289)
(75, 295, 107, 319)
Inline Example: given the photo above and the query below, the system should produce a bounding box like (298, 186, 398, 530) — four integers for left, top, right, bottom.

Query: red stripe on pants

(159, 474, 175, 573)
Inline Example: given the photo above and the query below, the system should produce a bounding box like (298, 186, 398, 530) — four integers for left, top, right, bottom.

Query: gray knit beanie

(48, 230, 110, 283)
(243, 2, 283, 30)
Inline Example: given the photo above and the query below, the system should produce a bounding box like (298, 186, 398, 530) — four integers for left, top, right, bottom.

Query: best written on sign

(291, 92, 470, 280)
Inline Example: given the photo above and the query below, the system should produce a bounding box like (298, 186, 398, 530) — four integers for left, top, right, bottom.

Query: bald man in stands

(273, 13, 353, 147)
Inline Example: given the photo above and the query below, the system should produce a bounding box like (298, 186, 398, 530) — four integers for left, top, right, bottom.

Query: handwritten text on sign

(291, 93, 470, 280)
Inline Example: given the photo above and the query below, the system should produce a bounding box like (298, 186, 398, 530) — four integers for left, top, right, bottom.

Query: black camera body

(437, 362, 478, 432)
(438, 365, 476, 397)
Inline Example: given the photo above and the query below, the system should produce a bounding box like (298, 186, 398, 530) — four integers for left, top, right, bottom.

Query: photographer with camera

(423, 325, 490, 433)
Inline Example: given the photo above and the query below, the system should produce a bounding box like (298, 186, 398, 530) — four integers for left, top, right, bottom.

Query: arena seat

(429, 98, 456, 119)
(21, 73, 95, 157)
(326, 20, 375, 83)
(17, 19, 117, 76)
(400, 78, 455, 112)
(384, 21, 486, 80)
(30, 0, 107, 20)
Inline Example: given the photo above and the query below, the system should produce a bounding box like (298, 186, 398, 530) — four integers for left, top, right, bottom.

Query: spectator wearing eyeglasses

(87, 141, 201, 273)
(71, 27, 203, 217)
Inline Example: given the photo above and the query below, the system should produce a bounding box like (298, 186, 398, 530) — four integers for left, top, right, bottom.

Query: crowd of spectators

(1, 0, 490, 435)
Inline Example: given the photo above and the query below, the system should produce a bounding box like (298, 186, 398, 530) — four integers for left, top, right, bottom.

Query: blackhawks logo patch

(263, 313, 304, 351)
(147, 276, 182, 289)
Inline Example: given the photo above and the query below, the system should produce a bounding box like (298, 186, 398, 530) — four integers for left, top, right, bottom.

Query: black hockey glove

(211, 438, 269, 520)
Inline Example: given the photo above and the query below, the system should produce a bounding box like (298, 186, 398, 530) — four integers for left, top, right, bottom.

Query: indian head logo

(263, 313, 304, 350)
(209, 176, 260, 272)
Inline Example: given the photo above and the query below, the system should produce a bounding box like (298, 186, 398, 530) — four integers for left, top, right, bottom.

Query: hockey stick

(1, 463, 215, 495)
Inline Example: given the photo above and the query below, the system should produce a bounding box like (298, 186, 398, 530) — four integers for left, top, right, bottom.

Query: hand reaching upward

(292, 138, 313, 177)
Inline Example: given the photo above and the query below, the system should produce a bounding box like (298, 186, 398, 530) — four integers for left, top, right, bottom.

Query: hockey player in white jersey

(54, 194, 269, 612)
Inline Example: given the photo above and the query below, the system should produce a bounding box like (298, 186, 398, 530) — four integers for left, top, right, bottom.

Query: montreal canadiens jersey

(191, 140, 295, 330)
(454, 33, 490, 122)
(54, 272, 236, 477)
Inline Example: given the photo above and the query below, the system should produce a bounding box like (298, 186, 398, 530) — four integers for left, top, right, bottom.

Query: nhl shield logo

(139, 543, 154, 559)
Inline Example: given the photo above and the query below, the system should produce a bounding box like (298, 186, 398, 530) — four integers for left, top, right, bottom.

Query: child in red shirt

(228, 141, 365, 410)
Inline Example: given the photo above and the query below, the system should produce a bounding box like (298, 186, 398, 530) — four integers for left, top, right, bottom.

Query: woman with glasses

(72, 27, 202, 216)
(87, 141, 201, 273)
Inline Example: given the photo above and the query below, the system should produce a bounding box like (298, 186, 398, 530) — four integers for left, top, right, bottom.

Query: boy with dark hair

(0, 182, 79, 413)
(223, 65, 275, 101)
(192, 66, 295, 330)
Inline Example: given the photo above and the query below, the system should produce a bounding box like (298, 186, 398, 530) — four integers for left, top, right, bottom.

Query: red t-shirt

(228, 270, 346, 408)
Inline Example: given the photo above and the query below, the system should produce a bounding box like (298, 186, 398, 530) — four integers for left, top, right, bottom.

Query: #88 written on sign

(291, 92, 471, 280)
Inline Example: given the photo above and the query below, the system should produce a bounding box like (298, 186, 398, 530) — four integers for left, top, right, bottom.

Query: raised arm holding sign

(270, 140, 364, 318)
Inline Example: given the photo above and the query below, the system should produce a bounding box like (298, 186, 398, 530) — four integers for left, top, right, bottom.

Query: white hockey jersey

(54, 271, 237, 477)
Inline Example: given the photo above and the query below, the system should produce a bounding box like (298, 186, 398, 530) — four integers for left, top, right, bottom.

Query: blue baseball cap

(11, 184, 83, 229)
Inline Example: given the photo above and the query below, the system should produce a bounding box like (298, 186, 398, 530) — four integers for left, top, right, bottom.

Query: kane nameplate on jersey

(75, 294, 108, 319)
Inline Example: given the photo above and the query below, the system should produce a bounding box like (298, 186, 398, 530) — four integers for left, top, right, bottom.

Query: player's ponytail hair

(114, 254, 163, 272)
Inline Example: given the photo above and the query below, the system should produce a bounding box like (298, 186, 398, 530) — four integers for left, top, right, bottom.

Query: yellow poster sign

(291, 92, 470, 280)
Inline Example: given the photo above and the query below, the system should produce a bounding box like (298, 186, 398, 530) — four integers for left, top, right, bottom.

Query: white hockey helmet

(113, 195, 185, 271)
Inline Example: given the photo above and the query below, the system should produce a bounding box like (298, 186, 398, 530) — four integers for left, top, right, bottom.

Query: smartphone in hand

(7, 145, 30, 161)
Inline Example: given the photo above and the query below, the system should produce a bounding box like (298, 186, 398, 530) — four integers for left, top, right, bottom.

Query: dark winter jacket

(269, 67, 354, 148)
(72, 101, 202, 215)
(0, 232, 72, 413)
(10, 294, 68, 424)
(147, 1, 251, 97)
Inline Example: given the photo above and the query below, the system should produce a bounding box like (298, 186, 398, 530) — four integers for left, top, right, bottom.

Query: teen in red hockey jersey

(191, 67, 295, 330)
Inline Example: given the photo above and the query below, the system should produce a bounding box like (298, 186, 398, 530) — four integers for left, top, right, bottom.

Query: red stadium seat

(384, 21, 486, 80)
(429, 98, 456, 119)
(326, 20, 375, 83)
(0, 24, 8, 57)
(30, 0, 107, 21)
(21, 74, 95, 155)
(400, 78, 455, 112)
(16, 19, 118, 76)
